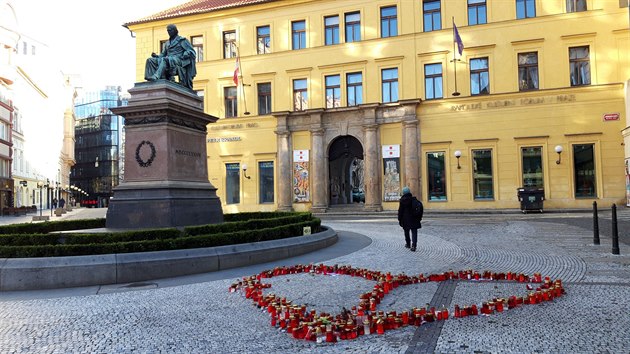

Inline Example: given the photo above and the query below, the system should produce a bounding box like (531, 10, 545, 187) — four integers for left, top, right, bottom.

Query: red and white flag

(233, 55, 240, 86)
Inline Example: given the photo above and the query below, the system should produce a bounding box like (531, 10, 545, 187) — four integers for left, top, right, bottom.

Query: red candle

(496, 300, 504, 312)
(528, 293, 536, 305)
(470, 304, 478, 316)
(326, 330, 337, 343)
(481, 302, 489, 315)
(376, 319, 385, 335)
(402, 311, 409, 325)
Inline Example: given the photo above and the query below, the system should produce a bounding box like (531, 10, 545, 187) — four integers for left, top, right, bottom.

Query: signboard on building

(382, 145, 400, 158)
(603, 113, 620, 121)
(626, 159, 630, 207)
(293, 150, 309, 162)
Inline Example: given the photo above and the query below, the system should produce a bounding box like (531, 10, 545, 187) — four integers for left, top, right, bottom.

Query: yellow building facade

(126, 0, 630, 212)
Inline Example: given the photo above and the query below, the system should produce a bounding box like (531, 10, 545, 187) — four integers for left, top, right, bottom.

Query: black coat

(398, 193, 422, 230)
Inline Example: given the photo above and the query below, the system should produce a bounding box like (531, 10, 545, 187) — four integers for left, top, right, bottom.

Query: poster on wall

(383, 145, 401, 201)
(625, 159, 630, 207)
(293, 150, 310, 202)
(383, 159, 401, 202)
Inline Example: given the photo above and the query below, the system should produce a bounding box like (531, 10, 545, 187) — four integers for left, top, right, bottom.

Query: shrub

(0, 213, 321, 258)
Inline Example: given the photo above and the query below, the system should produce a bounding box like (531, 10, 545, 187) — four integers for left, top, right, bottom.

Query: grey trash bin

(517, 188, 544, 213)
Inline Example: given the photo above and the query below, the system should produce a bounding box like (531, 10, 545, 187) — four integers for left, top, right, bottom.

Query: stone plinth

(106, 80, 223, 229)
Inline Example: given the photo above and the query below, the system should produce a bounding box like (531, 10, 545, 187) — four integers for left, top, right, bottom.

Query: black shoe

(405, 244, 410, 248)
(410, 246, 416, 252)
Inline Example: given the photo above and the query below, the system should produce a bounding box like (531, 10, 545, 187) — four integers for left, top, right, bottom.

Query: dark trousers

(404, 228, 418, 247)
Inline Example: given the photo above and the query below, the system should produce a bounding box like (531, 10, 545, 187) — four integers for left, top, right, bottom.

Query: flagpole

(451, 17, 461, 97)
(235, 45, 250, 115)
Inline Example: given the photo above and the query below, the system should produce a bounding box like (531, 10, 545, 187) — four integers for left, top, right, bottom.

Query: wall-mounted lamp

(555, 145, 563, 164)
(454, 150, 462, 169)
(242, 163, 251, 179)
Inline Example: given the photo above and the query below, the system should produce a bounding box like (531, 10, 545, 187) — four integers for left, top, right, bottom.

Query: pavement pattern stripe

(406, 280, 458, 354)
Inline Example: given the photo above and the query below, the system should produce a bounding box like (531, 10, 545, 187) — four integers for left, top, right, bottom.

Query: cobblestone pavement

(0, 208, 629, 353)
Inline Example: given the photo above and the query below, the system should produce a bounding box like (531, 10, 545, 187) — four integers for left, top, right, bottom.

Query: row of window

(221, 143, 597, 205)
(223, 46, 590, 116)
(427, 144, 596, 201)
(202, 0, 595, 61)
(225, 161, 275, 204)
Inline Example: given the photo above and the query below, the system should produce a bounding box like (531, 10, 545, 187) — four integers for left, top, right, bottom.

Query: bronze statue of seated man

(144, 24, 197, 91)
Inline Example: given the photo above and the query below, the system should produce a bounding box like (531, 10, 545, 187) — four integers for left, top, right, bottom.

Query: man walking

(397, 186, 423, 252)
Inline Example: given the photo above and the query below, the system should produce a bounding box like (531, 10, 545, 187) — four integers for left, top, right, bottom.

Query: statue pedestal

(106, 80, 223, 229)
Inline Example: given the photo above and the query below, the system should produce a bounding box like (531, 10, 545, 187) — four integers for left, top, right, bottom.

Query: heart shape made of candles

(229, 264, 565, 343)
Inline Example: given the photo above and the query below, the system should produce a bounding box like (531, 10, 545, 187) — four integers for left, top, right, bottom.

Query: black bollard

(593, 201, 600, 245)
(611, 204, 620, 255)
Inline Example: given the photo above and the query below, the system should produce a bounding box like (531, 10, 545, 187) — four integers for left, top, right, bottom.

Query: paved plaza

(0, 207, 629, 353)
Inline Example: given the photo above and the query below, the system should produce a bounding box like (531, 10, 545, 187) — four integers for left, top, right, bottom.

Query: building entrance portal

(328, 135, 364, 206)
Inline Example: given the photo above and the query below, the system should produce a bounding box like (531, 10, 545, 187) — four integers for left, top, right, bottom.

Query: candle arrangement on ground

(229, 264, 565, 343)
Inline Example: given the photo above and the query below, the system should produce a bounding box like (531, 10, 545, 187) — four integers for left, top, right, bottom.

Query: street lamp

(36, 181, 44, 216)
(70, 185, 77, 206)
(48, 181, 53, 217)
(45, 178, 51, 212)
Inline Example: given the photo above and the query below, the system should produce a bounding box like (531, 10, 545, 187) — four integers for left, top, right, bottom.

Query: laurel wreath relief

(135, 140, 157, 168)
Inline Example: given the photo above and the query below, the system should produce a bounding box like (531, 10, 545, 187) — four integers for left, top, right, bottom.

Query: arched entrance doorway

(328, 135, 364, 206)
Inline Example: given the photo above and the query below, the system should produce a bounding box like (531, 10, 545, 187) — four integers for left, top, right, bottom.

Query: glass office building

(71, 86, 127, 207)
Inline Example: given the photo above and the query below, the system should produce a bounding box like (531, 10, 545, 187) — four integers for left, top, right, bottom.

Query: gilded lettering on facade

(450, 94, 577, 111)
(210, 124, 242, 130)
(520, 97, 545, 105)
(486, 100, 515, 108)
(451, 103, 482, 111)
(207, 137, 242, 143)
(210, 122, 259, 131)
(556, 94, 576, 102)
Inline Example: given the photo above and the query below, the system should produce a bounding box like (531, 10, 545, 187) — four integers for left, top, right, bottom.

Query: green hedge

(184, 212, 313, 236)
(223, 211, 296, 222)
(0, 214, 322, 258)
(0, 218, 106, 235)
(0, 228, 182, 246)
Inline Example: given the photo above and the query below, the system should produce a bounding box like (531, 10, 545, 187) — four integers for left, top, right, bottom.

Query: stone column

(310, 128, 327, 212)
(363, 124, 382, 211)
(403, 119, 420, 197)
(276, 131, 293, 211)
